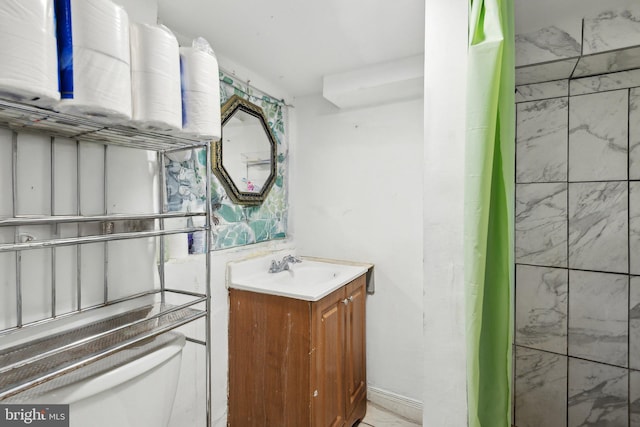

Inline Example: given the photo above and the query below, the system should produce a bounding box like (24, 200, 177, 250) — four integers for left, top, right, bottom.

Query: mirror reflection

(213, 95, 277, 205)
(222, 109, 272, 193)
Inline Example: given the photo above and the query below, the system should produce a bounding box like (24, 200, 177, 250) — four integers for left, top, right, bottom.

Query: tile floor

(359, 403, 421, 427)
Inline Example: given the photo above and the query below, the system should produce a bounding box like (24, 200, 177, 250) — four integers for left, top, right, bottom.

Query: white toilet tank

(6, 331, 186, 427)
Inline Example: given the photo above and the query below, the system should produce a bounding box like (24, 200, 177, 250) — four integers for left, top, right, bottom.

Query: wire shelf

(0, 226, 204, 253)
(0, 211, 206, 227)
(0, 298, 206, 400)
(3, 330, 185, 403)
(0, 97, 213, 425)
(0, 99, 208, 151)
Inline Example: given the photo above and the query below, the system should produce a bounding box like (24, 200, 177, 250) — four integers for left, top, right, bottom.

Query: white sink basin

(227, 255, 369, 301)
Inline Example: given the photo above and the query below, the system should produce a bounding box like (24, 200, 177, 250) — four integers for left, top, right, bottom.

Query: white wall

(422, 0, 468, 426)
(292, 95, 424, 407)
(0, 139, 158, 327)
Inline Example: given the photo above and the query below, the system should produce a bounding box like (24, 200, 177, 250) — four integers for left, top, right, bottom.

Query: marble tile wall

(583, 9, 640, 55)
(515, 26, 581, 68)
(568, 359, 628, 426)
(515, 347, 567, 427)
(516, 98, 568, 182)
(516, 7, 640, 84)
(516, 80, 569, 103)
(568, 182, 628, 273)
(568, 91, 628, 182)
(515, 265, 567, 354)
(515, 183, 567, 267)
(573, 45, 640, 79)
(515, 50, 640, 427)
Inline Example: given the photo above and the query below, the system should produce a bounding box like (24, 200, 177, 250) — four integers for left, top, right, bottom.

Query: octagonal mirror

(213, 95, 278, 205)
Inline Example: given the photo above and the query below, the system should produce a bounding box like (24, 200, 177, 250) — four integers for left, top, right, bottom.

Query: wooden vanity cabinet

(228, 274, 367, 427)
(344, 277, 367, 423)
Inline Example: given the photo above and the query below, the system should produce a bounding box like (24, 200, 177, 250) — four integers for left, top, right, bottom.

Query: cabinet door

(311, 288, 346, 427)
(228, 290, 312, 427)
(344, 275, 367, 422)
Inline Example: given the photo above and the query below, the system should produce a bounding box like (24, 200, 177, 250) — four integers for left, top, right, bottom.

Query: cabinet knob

(348, 296, 354, 302)
(342, 298, 349, 305)
(313, 390, 318, 397)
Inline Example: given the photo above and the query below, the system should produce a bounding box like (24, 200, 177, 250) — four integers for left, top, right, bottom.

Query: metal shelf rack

(0, 99, 212, 426)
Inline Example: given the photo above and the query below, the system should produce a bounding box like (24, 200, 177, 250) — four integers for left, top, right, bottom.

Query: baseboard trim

(367, 386, 423, 423)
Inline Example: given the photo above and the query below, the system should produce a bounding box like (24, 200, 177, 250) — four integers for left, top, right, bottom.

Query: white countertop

(227, 255, 371, 301)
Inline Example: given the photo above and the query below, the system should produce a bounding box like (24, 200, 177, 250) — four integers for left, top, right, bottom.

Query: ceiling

(157, 0, 425, 98)
(157, 0, 640, 99)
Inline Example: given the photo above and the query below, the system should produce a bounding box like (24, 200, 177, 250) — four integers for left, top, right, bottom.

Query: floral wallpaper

(165, 71, 289, 251)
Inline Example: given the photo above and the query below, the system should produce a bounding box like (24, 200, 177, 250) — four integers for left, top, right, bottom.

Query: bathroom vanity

(227, 258, 368, 427)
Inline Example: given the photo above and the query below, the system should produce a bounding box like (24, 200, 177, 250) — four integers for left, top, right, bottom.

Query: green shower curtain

(465, 0, 514, 426)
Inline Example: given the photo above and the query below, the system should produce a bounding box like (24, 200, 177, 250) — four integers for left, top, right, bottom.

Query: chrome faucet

(268, 254, 302, 273)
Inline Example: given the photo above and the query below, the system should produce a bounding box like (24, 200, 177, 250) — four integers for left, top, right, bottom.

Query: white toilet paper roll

(130, 23, 181, 131)
(67, 0, 130, 63)
(166, 233, 189, 259)
(164, 218, 189, 259)
(0, 0, 56, 40)
(0, 0, 59, 107)
(130, 23, 179, 73)
(0, 31, 59, 107)
(57, 47, 132, 122)
(181, 90, 221, 140)
(131, 71, 182, 131)
(179, 40, 221, 139)
(179, 46, 220, 93)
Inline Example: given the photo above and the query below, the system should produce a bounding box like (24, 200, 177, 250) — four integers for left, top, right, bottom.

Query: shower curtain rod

(219, 66, 295, 108)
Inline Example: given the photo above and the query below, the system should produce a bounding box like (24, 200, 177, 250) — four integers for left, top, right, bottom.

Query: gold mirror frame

(213, 95, 278, 205)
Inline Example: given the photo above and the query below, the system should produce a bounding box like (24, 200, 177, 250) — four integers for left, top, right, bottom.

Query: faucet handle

(283, 254, 302, 263)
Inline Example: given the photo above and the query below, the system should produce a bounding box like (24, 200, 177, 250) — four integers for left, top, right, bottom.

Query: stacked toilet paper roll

(56, 0, 132, 122)
(130, 23, 182, 132)
(164, 218, 189, 259)
(0, 0, 60, 107)
(180, 38, 221, 140)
